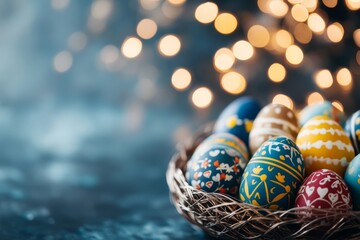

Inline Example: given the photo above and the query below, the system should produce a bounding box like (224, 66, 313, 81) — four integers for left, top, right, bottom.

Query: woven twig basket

(166, 124, 360, 239)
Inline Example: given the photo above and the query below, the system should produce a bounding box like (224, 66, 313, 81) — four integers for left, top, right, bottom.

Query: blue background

(0, 1, 358, 239)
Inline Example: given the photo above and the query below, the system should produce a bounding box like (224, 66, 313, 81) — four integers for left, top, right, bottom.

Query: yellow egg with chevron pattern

(296, 116, 355, 177)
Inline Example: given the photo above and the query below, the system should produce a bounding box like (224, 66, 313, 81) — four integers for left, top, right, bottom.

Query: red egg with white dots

(295, 169, 352, 210)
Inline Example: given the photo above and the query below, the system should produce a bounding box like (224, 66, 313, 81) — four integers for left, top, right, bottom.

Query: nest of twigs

(166, 124, 360, 239)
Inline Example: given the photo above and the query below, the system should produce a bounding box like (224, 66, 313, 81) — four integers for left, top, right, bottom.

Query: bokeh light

(195, 2, 218, 24)
(285, 45, 304, 65)
(247, 25, 270, 48)
(136, 19, 158, 40)
(307, 92, 324, 105)
(68, 32, 87, 52)
(314, 69, 333, 88)
(167, 0, 186, 5)
(220, 72, 247, 94)
(291, 4, 309, 22)
(326, 22, 344, 43)
(275, 29, 294, 49)
(214, 13, 238, 34)
(307, 13, 326, 34)
(214, 48, 235, 71)
(345, 0, 360, 11)
(332, 101, 344, 112)
(121, 37, 143, 58)
(336, 68, 352, 87)
(100, 45, 119, 64)
(268, 0, 289, 18)
(323, 0, 338, 8)
(91, 0, 112, 20)
(232, 40, 254, 61)
(268, 63, 286, 82)
(53, 51, 73, 73)
(171, 68, 192, 90)
(294, 23, 312, 43)
(272, 94, 294, 110)
(354, 29, 360, 47)
(192, 87, 213, 108)
(303, 0, 318, 12)
(140, 0, 161, 10)
(158, 35, 181, 57)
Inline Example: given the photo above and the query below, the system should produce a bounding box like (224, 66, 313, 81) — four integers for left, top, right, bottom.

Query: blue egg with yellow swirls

(344, 154, 360, 210)
(345, 110, 360, 155)
(186, 146, 245, 197)
(239, 136, 305, 210)
(214, 97, 261, 149)
(299, 101, 346, 127)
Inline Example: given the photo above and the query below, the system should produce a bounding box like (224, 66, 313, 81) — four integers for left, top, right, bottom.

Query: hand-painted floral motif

(296, 169, 352, 210)
(239, 136, 305, 210)
(186, 146, 244, 197)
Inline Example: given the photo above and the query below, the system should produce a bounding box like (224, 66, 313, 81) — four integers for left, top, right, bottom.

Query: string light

(268, 63, 286, 82)
(192, 87, 213, 108)
(326, 22, 344, 43)
(220, 72, 247, 94)
(232, 40, 254, 61)
(307, 92, 324, 105)
(195, 2, 218, 24)
(272, 94, 294, 110)
(213, 48, 235, 71)
(171, 68, 192, 90)
(285, 45, 304, 65)
(158, 35, 181, 57)
(137, 19, 158, 40)
(121, 37, 143, 58)
(247, 25, 270, 48)
(214, 13, 238, 34)
(314, 69, 333, 88)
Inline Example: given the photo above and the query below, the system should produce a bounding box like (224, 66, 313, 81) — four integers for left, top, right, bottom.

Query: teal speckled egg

(239, 136, 305, 210)
(299, 101, 346, 127)
(344, 154, 360, 210)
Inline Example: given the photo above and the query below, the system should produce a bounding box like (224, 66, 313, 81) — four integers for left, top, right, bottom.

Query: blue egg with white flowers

(345, 110, 360, 155)
(214, 97, 261, 148)
(344, 154, 360, 210)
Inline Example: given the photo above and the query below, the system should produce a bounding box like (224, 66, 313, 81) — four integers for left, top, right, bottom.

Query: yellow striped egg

(296, 116, 355, 177)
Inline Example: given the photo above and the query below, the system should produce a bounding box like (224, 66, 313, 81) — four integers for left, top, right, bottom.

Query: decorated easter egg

(345, 110, 360, 155)
(295, 169, 352, 210)
(186, 146, 244, 196)
(214, 97, 261, 148)
(299, 101, 346, 127)
(249, 104, 299, 155)
(296, 116, 355, 177)
(239, 136, 305, 210)
(193, 133, 249, 170)
(344, 154, 360, 210)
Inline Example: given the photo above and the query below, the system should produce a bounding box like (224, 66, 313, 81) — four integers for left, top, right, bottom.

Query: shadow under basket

(166, 124, 360, 240)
